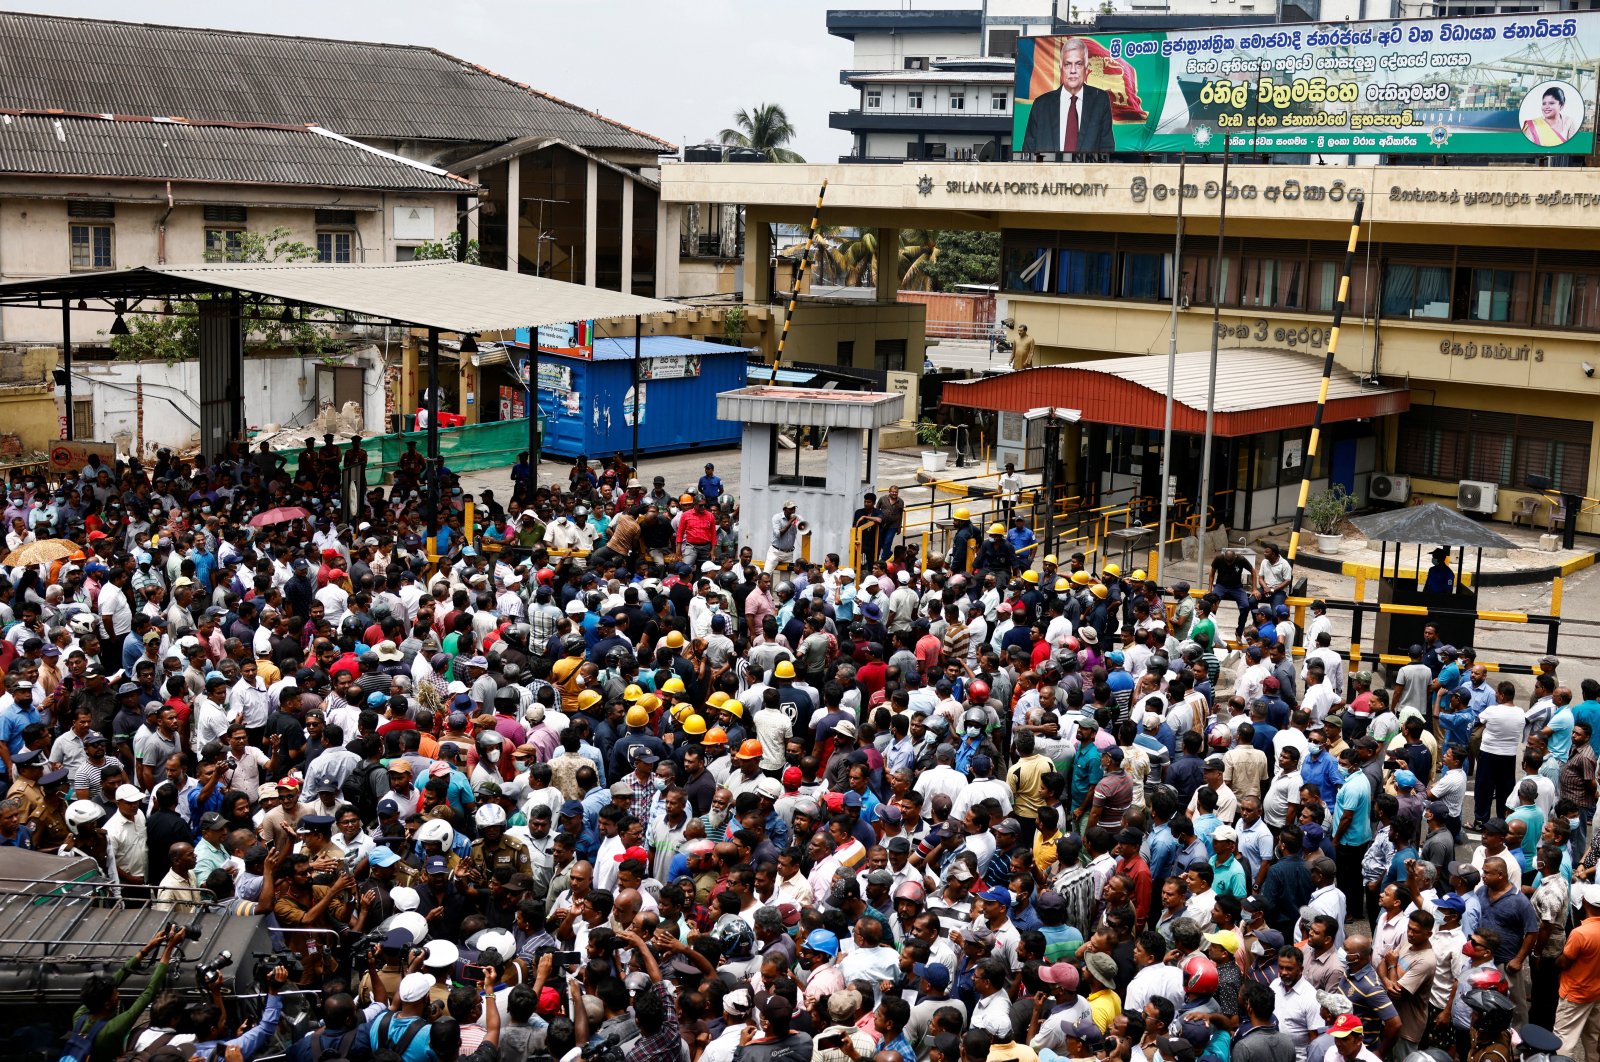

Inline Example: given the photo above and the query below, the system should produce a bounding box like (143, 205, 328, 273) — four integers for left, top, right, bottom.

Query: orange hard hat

(702, 727, 728, 745)
(737, 739, 764, 759)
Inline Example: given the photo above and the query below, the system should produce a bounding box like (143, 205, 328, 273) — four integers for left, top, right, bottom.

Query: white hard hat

(475, 803, 506, 828)
(65, 799, 105, 834)
(416, 819, 454, 847)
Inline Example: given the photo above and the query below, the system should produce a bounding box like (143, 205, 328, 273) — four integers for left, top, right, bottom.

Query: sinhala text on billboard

(1013, 12, 1600, 156)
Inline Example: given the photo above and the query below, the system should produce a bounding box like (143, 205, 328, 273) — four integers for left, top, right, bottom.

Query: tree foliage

(719, 104, 805, 163)
(108, 227, 352, 364)
(922, 229, 1001, 292)
(411, 231, 481, 265)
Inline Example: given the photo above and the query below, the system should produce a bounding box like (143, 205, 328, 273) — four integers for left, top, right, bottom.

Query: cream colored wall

(850, 30, 982, 68)
(0, 180, 459, 345)
(780, 301, 927, 371)
(678, 259, 740, 298)
(659, 161, 1600, 247)
(1006, 295, 1600, 402)
(1389, 380, 1600, 531)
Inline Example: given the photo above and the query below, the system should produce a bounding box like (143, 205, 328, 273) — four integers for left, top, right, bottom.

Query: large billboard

(1013, 13, 1600, 156)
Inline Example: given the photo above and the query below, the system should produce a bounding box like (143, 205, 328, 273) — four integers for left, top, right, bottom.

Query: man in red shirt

(675, 496, 717, 570)
(1113, 825, 1154, 929)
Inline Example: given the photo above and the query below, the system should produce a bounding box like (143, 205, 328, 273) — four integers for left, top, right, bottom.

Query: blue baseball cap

(559, 800, 585, 818)
(911, 962, 950, 990)
(977, 886, 1013, 905)
(367, 846, 401, 868)
(1434, 892, 1466, 913)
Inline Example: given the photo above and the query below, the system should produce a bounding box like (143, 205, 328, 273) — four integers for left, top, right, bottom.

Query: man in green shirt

(68, 926, 183, 1060)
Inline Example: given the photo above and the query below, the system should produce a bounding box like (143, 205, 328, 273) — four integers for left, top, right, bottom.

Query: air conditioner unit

(1368, 473, 1410, 505)
(1458, 480, 1500, 514)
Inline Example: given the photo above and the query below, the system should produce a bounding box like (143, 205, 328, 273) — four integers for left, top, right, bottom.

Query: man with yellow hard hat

(975, 521, 1018, 584)
(607, 695, 668, 780)
(947, 507, 981, 575)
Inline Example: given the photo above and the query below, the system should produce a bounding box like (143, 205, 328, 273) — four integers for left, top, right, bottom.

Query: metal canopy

(1350, 502, 1519, 549)
(0, 261, 680, 335)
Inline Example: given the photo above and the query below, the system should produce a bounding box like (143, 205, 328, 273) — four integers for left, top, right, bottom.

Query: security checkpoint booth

(717, 386, 904, 569)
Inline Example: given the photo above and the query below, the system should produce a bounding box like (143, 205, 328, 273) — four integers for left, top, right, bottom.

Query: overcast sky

(8, 0, 891, 162)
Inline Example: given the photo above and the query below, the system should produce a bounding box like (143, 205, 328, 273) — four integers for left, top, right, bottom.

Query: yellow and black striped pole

(772, 178, 828, 379)
(1288, 198, 1364, 563)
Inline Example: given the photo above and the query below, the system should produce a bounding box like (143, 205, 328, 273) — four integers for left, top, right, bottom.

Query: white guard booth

(717, 386, 905, 567)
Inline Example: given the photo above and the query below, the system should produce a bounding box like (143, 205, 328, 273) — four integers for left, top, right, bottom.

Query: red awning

(941, 348, 1408, 437)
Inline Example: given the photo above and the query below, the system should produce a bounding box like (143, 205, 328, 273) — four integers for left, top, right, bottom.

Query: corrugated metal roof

(0, 262, 680, 335)
(717, 386, 905, 429)
(942, 349, 1409, 437)
(0, 11, 674, 153)
(0, 111, 469, 191)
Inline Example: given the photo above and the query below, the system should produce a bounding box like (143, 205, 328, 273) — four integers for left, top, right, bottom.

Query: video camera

(581, 1035, 626, 1062)
(252, 950, 304, 984)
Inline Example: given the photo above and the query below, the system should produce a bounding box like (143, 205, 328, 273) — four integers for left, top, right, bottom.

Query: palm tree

(898, 229, 940, 290)
(719, 104, 805, 163)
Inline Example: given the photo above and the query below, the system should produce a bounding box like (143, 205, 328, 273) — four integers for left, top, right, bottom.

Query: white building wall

(862, 82, 1012, 116)
(72, 346, 387, 454)
(849, 30, 983, 69)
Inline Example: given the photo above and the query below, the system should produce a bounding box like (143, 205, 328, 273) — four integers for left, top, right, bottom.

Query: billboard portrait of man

(1021, 37, 1115, 153)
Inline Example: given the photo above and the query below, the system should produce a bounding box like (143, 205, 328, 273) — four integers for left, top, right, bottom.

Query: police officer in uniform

(33, 767, 71, 852)
(468, 803, 532, 883)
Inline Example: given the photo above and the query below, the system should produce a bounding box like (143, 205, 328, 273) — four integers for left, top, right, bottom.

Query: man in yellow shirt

(1083, 951, 1123, 1032)
(1032, 805, 1063, 878)
(1008, 731, 1053, 846)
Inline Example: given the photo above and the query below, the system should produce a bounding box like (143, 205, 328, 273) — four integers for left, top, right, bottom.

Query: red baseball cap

(1328, 1015, 1364, 1039)
(782, 766, 802, 788)
(536, 987, 563, 1016)
(615, 845, 649, 863)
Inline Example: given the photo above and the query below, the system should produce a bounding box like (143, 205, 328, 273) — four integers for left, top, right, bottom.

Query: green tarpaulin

(271, 420, 528, 486)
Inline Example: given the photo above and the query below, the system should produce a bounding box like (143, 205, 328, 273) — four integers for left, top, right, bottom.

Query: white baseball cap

(114, 784, 145, 803)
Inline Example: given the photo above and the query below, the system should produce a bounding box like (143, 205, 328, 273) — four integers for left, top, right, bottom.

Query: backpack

(58, 1014, 108, 1062)
(374, 1012, 427, 1058)
(116, 1030, 179, 1062)
(306, 1026, 359, 1062)
(341, 762, 386, 824)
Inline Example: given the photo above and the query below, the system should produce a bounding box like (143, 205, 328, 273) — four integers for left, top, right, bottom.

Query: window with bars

(69, 224, 114, 270)
(205, 228, 246, 261)
(1397, 407, 1591, 492)
(316, 231, 353, 263)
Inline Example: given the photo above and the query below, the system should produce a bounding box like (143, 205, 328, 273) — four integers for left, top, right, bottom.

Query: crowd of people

(6, 446, 1600, 1062)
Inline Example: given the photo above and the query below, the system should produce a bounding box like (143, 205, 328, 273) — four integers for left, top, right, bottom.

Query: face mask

(575, 675, 585, 687)
(966, 726, 982, 736)
(653, 777, 668, 792)
(487, 749, 500, 764)
(515, 761, 530, 774)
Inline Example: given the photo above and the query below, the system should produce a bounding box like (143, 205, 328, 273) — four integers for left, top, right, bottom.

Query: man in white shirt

(1124, 931, 1186, 1014)
(104, 783, 149, 890)
(914, 745, 969, 808)
(315, 570, 351, 628)
(1270, 937, 1327, 1061)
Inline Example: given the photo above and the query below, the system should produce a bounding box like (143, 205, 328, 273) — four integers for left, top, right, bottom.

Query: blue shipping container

(503, 336, 750, 459)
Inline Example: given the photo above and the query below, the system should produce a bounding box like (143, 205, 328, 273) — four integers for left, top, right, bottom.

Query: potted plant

(1305, 483, 1355, 553)
(916, 418, 951, 472)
